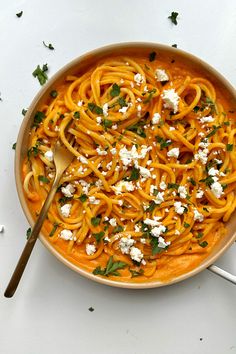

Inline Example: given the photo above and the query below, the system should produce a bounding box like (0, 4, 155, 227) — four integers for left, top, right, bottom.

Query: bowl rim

(15, 41, 236, 289)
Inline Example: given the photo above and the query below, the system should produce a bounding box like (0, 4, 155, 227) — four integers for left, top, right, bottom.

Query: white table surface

(0, 1, 236, 353)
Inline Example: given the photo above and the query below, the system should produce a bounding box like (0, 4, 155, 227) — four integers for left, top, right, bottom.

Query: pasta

(22, 53, 236, 283)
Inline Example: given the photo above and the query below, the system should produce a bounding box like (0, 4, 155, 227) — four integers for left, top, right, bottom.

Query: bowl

(15, 42, 236, 288)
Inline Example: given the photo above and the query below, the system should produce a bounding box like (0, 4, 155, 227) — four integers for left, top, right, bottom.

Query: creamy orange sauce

(23, 53, 236, 283)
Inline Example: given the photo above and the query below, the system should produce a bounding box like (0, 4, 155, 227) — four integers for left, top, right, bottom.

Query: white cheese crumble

(60, 203, 72, 218)
(130, 246, 143, 262)
(193, 209, 204, 222)
(175, 230, 180, 235)
(61, 183, 75, 198)
(44, 150, 54, 162)
(103, 103, 109, 117)
(155, 69, 169, 82)
(110, 148, 117, 155)
(109, 218, 117, 227)
(167, 147, 180, 158)
(79, 156, 88, 164)
(134, 73, 144, 86)
(211, 181, 224, 198)
(119, 106, 129, 114)
(151, 224, 167, 237)
(154, 191, 165, 205)
(158, 236, 171, 248)
(159, 181, 167, 190)
(196, 189, 204, 198)
(86, 243, 96, 256)
(161, 89, 180, 114)
(152, 112, 161, 124)
(96, 147, 108, 156)
(78, 100, 83, 106)
(194, 148, 209, 165)
(59, 229, 74, 241)
(119, 236, 135, 254)
(208, 167, 219, 176)
(174, 201, 185, 215)
(200, 115, 214, 123)
(96, 116, 102, 124)
(113, 181, 135, 194)
(137, 165, 151, 179)
(169, 127, 175, 131)
(89, 196, 100, 205)
(143, 217, 162, 227)
(178, 185, 187, 199)
(79, 180, 90, 194)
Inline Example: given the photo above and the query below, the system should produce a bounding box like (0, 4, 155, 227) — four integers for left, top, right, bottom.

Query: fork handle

(4, 174, 61, 298)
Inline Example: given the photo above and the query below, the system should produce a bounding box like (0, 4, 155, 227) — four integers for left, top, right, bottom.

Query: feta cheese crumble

(119, 236, 135, 254)
(167, 147, 180, 158)
(130, 246, 143, 262)
(103, 103, 109, 117)
(134, 73, 144, 86)
(157, 236, 171, 248)
(109, 218, 117, 227)
(152, 112, 161, 125)
(96, 147, 108, 156)
(113, 181, 135, 194)
(44, 150, 54, 162)
(86, 244, 96, 256)
(200, 116, 214, 123)
(61, 183, 75, 198)
(194, 148, 209, 165)
(155, 69, 169, 82)
(59, 229, 74, 241)
(60, 203, 72, 218)
(211, 181, 224, 198)
(151, 224, 167, 237)
(161, 89, 180, 114)
(159, 181, 167, 190)
(178, 185, 188, 199)
(174, 201, 185, 215)
(193, 209, 204, 222)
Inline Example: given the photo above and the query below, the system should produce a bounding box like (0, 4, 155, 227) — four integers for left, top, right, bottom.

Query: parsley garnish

(16, 11, 23, 18)
(206, 125, 221, 138)
(189, 178, 196, 186)
(126, 167, 140, 181)
(38, 175, 49, 184)
(73, 111, 80, 119)
(226, 144, 233, 151)
(91, 216, 101, 226)
(196, 232, 203, 239)
(167, 183, 179, 190)
(130, 269, 144, 278)
(143, 88, 156, 104)
(79, 194, 88, 202)
(117, 97, 127, 108)
(151, 237, 166, 255)
(155, 136, 172, 150)
(43, 41, 54, 50)
(22, 108, 27, 116)
(32, 64, 48, 85)
(93, 231, 105, 243)
(127, 121, 146, 138)
(110, 83, 120, 97)
(12, 142, 16, 150)
(184, 222, 190, 228)
(149, 51, 157, 62)
(224, 121, 230, 126)
(171, 44, 178, 48)
(49, 223, 59, 237)
(199, 241, 208, 248)
(193, 106, 200, 113)
(199, 176, 214, 186)
(93, 256, 126, 276)
(27, 145, 39, 158)
(88, 307, 94, 312)
(146, 201, 157, 212)
(32, 111, 46, 128)
(88, 102, 103, 115)
(222, 183, 228, 191)
(113, 225, 124, 233)
(168, 11, 179, 25)
(50, 90, 58, 98)
(58, 196, 72, 205)
(103, 119, 113, 129)
(26, 227, 31, 239)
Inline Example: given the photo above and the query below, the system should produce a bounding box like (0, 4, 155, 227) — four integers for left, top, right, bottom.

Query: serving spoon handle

(4, 172, 62, 298)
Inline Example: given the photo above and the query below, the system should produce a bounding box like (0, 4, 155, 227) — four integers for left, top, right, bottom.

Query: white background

(0, 1, 236, 353)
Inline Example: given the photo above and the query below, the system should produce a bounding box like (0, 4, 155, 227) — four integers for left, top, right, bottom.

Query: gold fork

(4, 141, 75, 298)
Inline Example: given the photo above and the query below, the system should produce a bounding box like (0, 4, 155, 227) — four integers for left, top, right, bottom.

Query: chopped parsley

(113, 225, 124, 233)
(93, 231, 105, 243)
(167, 183, 179, 190)
(223, 121, 230, 126)
(27, 145, 40, 158)
(88, 307, 94, 312)
(16, 11, 23, 18)
(168, 11, 179, 25)
(38, 175, 49, 184)
(91, 216, 101, 226)
(12, 142, 16, 150)
(103, 119, 113, 129)
(58, 196, 72, 205)
(226, 144, 233, 151)
(189, 178, 196, 186)
(50, 90, 58, 98)
(199, 176, 214, 186)
(79, 194, 88, 202)
(155, 135, 172, 150)
(125, 167, 140, 181)
(93, 256, 126, 276)
(127, 121, 146, 138)
(49, 223, 59, 237)
(143, 88, 156, 104)
(206, 125, 221, 138)
(149, 51, 157, 62)
(73, 111, 80, 119)
(196, 232, 203, 239)
(184, 222, 190, 228)
(151, 237, 166, 255)
(222, 183, 228, 191)
(146, 201, 157, 212)
(117, 97, 127, 108)
(26, 227, 31, 239)
(88, 102, 103, 115)
(171, 44, 178, 48)
(193, 106, 200, 113)
(43, 41, 54, 50)
(199, 241, 208, 248)
(32, 64, 48, 85)
(110, 83, 120, 97)
(130, 269, 144, 278)
(32, 111, 46, 128)
(22, 108, 27, 116)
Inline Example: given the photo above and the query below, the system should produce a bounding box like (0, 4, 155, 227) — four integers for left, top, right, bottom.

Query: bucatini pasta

(22, 53, 236, 282)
